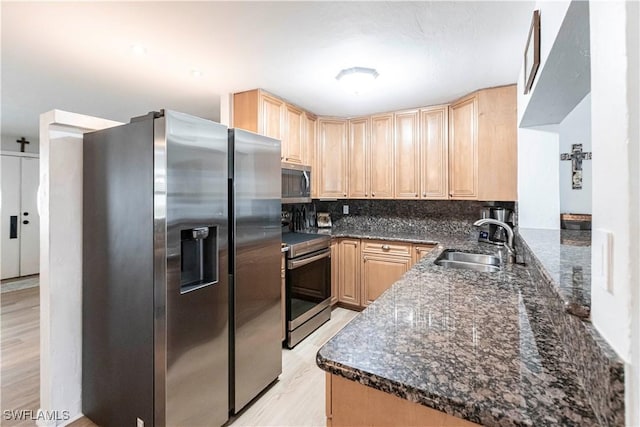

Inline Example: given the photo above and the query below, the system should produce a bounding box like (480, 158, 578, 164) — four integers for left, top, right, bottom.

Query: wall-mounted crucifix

(560, 143, 592, 189)
(16, 137, 30, 153)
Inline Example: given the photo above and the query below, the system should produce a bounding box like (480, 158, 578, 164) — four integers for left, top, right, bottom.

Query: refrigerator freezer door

(229, 129, 282, 412)
(161, 111, 229, 427)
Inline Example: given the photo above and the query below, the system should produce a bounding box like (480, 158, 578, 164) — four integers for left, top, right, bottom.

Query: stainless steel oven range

(282, 232, 332, 348)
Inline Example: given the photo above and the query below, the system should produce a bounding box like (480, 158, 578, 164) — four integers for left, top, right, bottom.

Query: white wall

(589, 1, 639, 425)
(38, 111, 122, 426)
(517, 0, 572, 125)
(558, 93, 591, 214)
(517, 127, 560, 229)
(1, 134, 40, 154)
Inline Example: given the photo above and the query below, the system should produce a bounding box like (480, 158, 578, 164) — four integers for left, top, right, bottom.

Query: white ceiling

(2, 1, 534, 141)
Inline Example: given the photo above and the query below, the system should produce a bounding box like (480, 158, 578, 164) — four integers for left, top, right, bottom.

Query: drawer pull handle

(382, 245, 390, 250)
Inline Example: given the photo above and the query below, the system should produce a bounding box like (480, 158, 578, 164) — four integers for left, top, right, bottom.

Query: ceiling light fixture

(130, 44, 147, 55)
(335, 67, 379, 95)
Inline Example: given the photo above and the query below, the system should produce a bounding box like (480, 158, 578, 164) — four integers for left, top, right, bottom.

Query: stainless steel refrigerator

(82, 111, 229, 426)
(228, 129, 282, 413)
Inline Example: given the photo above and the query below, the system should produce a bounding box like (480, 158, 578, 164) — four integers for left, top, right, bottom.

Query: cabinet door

(449, 97, 478, 199)
(394, 110, 420, 199)
(284, 105, 303, 164)
(369, 114, 394, 199)
(338, 239, 361, 306)
(260, 94, 284, 149)
(331, 240, 339, 305)
(317, 119, 348, 198)
(412, 244, 436, 265)
(348, 118, 369, 198)
(477, 86, 517, 201)
(303, 113, 316, 167)
(362, 254, 410, 306)
(420, 107, 449, 199)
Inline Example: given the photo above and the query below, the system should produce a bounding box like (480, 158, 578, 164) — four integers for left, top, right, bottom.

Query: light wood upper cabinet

(348, 118, 369, 199)
(303, 113, 316, 168)
(283, 105, 303, 164)
(449, 95, 478, 199)
(394, 110, 420, 199)
(448, 85, 517, 201)
(420, 106, 449, 199)
(233, 89, 313, 166)
(304, 113, 318, 197)
(317, 118, 348, 198)
(338, 239, 361, 306)
(477, 85, 517, 201)
(369, 114, 395, 199)
(260, 93, 284, 143)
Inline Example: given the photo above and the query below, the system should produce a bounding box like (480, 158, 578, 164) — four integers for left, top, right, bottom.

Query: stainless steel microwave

(282, 163, 311, 204)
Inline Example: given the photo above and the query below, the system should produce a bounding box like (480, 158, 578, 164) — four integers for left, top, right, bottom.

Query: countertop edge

(316, 351, 517, 427)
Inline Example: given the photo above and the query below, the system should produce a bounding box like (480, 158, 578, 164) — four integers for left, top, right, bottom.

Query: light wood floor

(0, 287, 357, 427)
(1, 287, 40, 427)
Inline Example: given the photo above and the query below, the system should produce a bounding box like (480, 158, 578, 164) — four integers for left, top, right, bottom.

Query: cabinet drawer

(361, 240, 411, 257)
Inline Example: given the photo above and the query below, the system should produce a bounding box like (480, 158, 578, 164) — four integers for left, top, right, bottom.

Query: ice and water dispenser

(180, 226, 218, 293)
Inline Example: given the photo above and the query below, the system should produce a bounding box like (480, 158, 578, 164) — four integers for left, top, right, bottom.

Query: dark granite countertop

(517, 228, 591, 319)
(316, 230, 600, 427)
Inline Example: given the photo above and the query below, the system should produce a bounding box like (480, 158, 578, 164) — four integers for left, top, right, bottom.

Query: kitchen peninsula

(315, 220, 624, 427)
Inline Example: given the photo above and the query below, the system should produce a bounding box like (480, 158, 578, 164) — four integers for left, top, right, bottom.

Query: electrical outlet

(342, 205, 349, 215)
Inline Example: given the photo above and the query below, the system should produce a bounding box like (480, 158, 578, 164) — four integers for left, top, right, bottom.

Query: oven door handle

(288, 248, 330, 270)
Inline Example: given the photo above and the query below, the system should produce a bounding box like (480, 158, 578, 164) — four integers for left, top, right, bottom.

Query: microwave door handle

(303, 170, 310, 193)
(288, 249, 330, 269)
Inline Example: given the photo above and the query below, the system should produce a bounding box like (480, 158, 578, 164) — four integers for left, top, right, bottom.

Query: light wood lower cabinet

(337, 239, 361, 306)
(326, 373, 480, 427)
(413, 244, 436, 264)
(334, 238, 435, 309)
(362, 254, 411, 307)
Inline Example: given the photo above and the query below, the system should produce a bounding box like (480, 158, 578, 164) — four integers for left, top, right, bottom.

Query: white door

(19, 157, 39, 276)
(1, 155, 21, 279)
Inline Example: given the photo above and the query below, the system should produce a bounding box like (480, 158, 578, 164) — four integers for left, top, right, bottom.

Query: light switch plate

(592, 229, 614, 294)
(343, 205, 349, 215)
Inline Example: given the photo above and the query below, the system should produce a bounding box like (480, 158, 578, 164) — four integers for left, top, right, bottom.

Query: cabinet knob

(343, 193, 347, 197)
(372, 193, 376, 197)
(422, 193, 426, 197)
(365, 193, 368, 196)
(382, 245, 390, 251)
(415, 193, 418, 197)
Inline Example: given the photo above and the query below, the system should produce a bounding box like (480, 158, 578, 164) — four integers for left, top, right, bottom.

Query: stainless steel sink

(434, 250, 502, 273)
